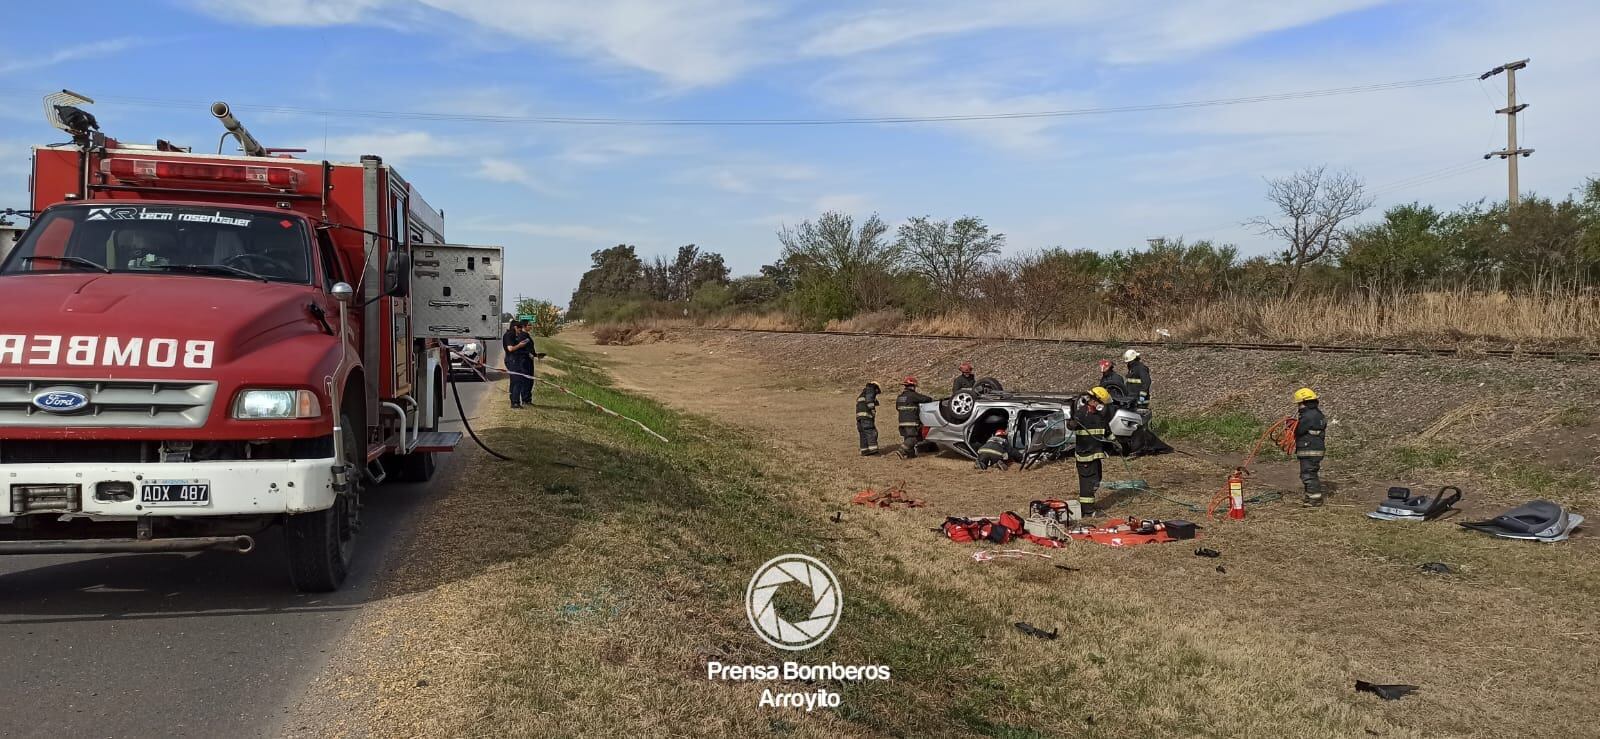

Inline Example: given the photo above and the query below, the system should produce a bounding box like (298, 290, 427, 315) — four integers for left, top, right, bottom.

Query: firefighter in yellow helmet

(1293, 387, 1328, 506)
(1067, 386, 1114, 514)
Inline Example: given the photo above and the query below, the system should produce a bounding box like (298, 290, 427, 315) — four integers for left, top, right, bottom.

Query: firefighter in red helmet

(952, 361, 977, 396)
(1097, 359, 1128, 405)
(895, 377, 933, 459)
(975, 428, 1011, 470)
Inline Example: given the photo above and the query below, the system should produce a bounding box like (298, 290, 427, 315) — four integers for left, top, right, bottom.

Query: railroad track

(685, 327, 1600, 361)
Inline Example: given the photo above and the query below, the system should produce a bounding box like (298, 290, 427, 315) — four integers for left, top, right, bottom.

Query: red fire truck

(0, 92, 495, 591)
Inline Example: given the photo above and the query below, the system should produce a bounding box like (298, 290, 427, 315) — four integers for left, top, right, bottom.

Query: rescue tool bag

(985, 522, 1013, 544)
(999, 511, 1026, 534)
(942, 517, 980, 542)
(1029, 499, 1072, 521)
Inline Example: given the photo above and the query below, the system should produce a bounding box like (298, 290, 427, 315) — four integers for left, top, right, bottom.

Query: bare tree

(777, 211, 899, 310)
(897, 216, 1005, 301)
(1247, 166, 1372, 298)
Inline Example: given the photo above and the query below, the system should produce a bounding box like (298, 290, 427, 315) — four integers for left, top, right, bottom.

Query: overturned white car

(915, 381, 1163, 464)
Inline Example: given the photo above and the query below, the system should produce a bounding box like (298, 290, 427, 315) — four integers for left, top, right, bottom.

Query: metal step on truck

(0, 91, 503, 591)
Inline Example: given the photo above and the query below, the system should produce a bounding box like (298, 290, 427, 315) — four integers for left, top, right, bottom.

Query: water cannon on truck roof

(0, 92, 504, 591)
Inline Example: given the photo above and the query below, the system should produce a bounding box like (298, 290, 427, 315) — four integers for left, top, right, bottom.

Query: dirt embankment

(628, 329, 1600, 511)
(581, 328, 1600, 737)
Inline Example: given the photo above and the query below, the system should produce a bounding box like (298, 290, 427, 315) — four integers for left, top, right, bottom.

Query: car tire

(285, 412, 359, 592)
(975, 377, 1004, 393)
(942, 389, 976, 423)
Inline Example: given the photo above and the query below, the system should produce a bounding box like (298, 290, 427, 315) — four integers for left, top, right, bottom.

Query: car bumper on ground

(1, 457, 338, 518)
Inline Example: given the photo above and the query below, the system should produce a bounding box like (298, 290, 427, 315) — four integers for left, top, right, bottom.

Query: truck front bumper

(1, 457, 338, 517)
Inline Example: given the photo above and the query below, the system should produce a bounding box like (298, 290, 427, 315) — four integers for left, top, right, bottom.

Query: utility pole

(1481, 58, 1532, 206)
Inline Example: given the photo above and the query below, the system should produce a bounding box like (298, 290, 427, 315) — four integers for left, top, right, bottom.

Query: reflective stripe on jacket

(1126, 360, 1151, 405)
(896, 389, 932, 428)
(1295, 403, 1327, 457)
(1070, 401, 1111, 462)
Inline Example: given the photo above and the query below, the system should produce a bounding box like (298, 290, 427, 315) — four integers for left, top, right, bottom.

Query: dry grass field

(292, 328, 1599, 738)
(650, 288, 1600, 350)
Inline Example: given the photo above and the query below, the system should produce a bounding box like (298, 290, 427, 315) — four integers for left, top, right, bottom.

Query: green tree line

(567, 169, 1600, 328)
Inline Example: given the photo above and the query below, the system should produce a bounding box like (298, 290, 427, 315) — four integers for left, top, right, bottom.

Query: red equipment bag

(942, 517, 981, 542)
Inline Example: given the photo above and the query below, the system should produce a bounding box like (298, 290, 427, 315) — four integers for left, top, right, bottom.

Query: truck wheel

(392, 450, 435, 482)
(390, 372, 440, 483)
(286, 413, 360, 592)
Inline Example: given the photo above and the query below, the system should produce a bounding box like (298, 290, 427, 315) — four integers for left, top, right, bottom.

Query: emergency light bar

(101, 158, 300, 190)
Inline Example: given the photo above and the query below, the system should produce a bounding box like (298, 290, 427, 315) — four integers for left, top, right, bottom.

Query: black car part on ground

(1355, 681, 1420, 701)
(1459, 500, 1584, 541)
(1014, 622, 1059, 640)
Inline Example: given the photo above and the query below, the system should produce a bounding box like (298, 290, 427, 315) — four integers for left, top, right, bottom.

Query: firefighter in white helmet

(1122, 348, 1151, 412)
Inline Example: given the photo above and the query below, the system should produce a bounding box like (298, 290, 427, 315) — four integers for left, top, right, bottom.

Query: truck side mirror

(330, 281, 354, 303)
(384, 252, 411, 298)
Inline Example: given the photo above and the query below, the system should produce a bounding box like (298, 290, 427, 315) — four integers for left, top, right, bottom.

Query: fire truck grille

(0, 379, 217, 429)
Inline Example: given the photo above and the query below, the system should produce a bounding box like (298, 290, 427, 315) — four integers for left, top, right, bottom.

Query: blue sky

(2, 0, 1596, 304)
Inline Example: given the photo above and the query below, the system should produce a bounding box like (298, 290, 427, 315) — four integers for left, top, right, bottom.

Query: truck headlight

(232, 389, 321, 419)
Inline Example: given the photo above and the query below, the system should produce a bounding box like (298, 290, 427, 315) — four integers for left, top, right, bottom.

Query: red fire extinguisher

(1227, 468, 1247, 520)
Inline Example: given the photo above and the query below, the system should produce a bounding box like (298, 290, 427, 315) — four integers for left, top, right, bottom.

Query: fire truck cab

(0, 93, 479, 591)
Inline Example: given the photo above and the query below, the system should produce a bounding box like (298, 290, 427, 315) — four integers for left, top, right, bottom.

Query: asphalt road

(0, 377, 495, 739)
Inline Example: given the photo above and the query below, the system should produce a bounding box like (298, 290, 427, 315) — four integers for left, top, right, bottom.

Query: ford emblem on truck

(32, 389, 90, 413)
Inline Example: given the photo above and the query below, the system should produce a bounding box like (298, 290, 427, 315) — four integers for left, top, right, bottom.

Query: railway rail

(684, 327, 1600, 361)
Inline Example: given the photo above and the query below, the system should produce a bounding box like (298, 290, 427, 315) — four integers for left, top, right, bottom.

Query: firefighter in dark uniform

(1293, 387, 1327, 506)
(855, 382, 882, 456)
(503, 319, 534, 409)
(895, 377, 933, 459)
(951, 362, 976, 396)
(1097, 359, 1128, 405)
(975, 428, 1010, 470)
(1123, 349, 1151, 412)
(1068, 386, 1113, 514)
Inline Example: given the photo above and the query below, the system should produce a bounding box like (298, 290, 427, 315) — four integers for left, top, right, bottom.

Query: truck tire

(392, 449, 435, 482)
(286, 413, 359, 592)
(389, 373, 441, 483)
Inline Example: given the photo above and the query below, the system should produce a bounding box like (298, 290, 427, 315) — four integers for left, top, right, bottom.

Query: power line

(1169, 160, 1491, 241)
(0, 74, 1477, 127)
(1368, 161, 1491, 196)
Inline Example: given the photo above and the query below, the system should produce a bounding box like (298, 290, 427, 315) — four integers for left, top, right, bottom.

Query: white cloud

(309, 130, 462, 164)
(813, 57, 1092, 153)
(186, 0, 397, 26)
(559, 139, 660, 165)
(804, 1, 1389, 63)
(0, 38, 145, 76)
(476, 157, 562, 195)
(469, 220, 624, 243)
(681, 161, 819, 194)
(1100, 0, 1394, 64)
(193, 0, 779, 87)
(812, 193, 871, 214)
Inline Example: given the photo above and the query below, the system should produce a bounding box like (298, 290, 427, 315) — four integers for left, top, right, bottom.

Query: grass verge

(1151, 410, 1265, 449)
(353, 338, 1082, 736)
(316, 336, 1600, 738)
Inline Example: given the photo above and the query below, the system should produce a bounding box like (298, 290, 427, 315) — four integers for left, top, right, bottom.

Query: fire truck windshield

(1, 204, 312, 284)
